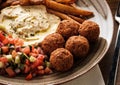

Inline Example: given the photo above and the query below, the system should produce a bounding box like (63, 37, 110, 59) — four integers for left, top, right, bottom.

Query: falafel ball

(56, 20, 80, 40)
(65, 36, 89, 58)
(41, 33, 65, 55)
(50, 48, 73, 72)
(78, 20, 100, 43)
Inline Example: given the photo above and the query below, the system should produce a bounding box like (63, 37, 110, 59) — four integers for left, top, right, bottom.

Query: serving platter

(0, 0, 113, 85)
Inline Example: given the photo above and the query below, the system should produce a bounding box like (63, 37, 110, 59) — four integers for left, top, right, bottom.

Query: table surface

(99, 0, 119, 85)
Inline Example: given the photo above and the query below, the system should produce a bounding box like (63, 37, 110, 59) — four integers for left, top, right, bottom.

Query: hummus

(0, 5, 60, 45)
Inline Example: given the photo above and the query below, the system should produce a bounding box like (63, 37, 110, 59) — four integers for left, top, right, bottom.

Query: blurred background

(99, 0, 119, 85)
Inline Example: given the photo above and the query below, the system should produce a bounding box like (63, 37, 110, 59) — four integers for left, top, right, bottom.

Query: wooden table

(99, 0, 119, 85)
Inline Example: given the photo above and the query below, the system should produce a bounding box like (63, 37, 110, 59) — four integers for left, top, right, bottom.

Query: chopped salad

(0, 30, 52, 80)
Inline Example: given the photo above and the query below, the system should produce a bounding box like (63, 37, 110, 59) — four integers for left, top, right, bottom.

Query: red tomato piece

(2, 38, 9, 45)
(25, 73, 33, 80)
(25, 59, 30, 66)
(0, 57, 8, 63)
(32, 48, 39, 54)
(37, 47, 44, 54)
(37, 70, 45, 75)
(22, 46, 30, 55)
(8, 38, 14, 44)
(5, 67, 16, 77)
(13, 38, 19, 44)
(11, 50, 17, 58)
(24, 65, 30, 73)
(29, 53, 38, 58)
(37, 54, 44, 61)
(31, 59, 43, 69)
(1, 46, 9, 53)
(0, 33, 5, 42)
(14, 38, 24, 46)
(44, 67, 53, 74)
(8, 34, 12, 38)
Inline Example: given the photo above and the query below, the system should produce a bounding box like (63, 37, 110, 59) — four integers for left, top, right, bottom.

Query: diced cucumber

(0, 61, 4, 68)
(17, 52, 22, 55)
(15, 56, 20, 64)
(29, 56, 36, 62)
(45, 61, 51, 67)
(5, 55, 13, 61)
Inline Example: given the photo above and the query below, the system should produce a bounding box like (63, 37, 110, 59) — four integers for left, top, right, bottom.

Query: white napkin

(62, 65, 105, 85)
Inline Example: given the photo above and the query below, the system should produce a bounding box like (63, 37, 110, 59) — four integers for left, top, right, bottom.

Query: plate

(0, 0, 113, 85)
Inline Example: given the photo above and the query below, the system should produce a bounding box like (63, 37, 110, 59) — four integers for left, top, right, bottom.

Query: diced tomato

(31, 59, 43, 69)
(37, 70, 45, 75)
(37, 47, 44, 54)
(22, 46, 30, 55)
(29, 53, 38, 57)
(19, 39, 24, 46)
(25, 73, 33, 80)
(1, 46, 9, 53)
(32, 48, 39, 54)
(8, 38, 14, 44)
(12, 50, 17, 58)
(0, 57, 8, 63)
(0, 41, 3, 48)
(13, 38, 19, 44)
(24, 65, 30, 73)
(8, 34, 12, 38)
(31, 45, 35, 51)
(30, 55, 45, 69)
(0, 30, 3, 33)
(37, 54, 44, 61)
(25, 59, 30, 66)
(0, 33, 5, 42)
(37, 66, 44, 70)
(5, 67, 15, 77)
(2, 37, 9, 45)
(44, 67, 53, 74)
(14, 38, 24, 46)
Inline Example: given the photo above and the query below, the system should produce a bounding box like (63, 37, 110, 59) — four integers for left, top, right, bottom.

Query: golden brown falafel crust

(65, 36, 89, 58)
(79, 20, 100, 43)
(50, 48, 73, 72)
(41, 33, 65, 55)
(56, 20, 80, 40)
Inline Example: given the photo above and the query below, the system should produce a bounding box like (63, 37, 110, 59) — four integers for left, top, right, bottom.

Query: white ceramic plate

(0, 0, 113, 85)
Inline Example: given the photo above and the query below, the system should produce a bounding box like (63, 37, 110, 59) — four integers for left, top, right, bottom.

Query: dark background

(99, 0, 120, 85)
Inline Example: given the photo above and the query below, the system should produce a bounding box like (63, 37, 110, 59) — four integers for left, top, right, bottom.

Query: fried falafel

(56, 20, 80, 40)
(41, 33, 65, 55)
(65, 36, 89, 58)
(79, 20, 100, 43)
(50, 48, 73, 72)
